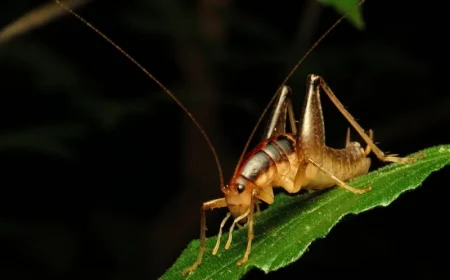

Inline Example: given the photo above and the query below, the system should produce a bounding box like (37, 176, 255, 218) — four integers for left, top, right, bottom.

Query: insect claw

(182, 261, 199, 276)
(384, 154, 417, 164)
(351, 186, 370, 194)
(237, 256, 248, 266)
(414, 152, 426, 159)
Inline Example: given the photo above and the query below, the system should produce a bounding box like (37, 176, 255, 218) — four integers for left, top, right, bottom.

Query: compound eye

(237, 184, 246, 194)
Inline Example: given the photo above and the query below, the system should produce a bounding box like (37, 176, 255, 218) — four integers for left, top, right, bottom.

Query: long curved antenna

(53, 0, 225, 188)
(233, 0, 367, 174)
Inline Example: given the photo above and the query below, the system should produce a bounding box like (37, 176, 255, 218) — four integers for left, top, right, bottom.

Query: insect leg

(182, 198, 227, 276)
(292, 76, 327, 192)
(346, 127, 351, 147)
(212, 212, 231, 255)
(297, 74, 326, 164)
(255, 199, 261, 216)
(315, 74, 419, 163)
(237, 191, 256, 266)
(262, 85, 296, 140)
(294, 75, 370, 193)
(364, 129, 374, 156)
(224, 207, 251, 249)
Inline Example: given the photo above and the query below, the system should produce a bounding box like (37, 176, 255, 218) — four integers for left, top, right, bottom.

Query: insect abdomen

(305, 144, 371, 189)
(325, 144, 371, 181)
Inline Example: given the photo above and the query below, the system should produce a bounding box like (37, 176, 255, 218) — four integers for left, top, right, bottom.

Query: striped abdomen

(305, 144, 371, 189)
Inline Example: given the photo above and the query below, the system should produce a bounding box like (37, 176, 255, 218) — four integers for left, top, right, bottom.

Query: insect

(52, 0, 420, 276)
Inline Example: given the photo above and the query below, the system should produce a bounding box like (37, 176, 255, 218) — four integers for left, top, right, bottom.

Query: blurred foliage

(0, 0, 365, 158)
(320, 0, 365, 29)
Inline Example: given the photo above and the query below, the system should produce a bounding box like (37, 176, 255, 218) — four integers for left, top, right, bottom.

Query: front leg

(182, 198, 227, 276)
(237, 190, 256, 266)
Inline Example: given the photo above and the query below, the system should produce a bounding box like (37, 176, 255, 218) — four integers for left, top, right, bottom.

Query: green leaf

(162, 145, 450, 279)
(319, 0, 365, 30)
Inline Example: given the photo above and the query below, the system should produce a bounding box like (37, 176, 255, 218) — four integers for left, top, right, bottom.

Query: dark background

(0, 0, 449, 279)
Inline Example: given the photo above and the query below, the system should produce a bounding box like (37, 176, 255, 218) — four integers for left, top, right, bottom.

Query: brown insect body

(226, 133, 371, 218)
(224, 77, 372, 221)
(182, 73, 418, 275)
(50, 0, 420, 276)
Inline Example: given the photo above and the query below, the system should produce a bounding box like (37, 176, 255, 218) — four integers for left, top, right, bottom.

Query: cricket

(48, 0, 419, 276)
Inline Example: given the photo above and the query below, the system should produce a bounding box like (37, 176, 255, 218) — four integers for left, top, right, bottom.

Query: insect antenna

(53, 0, 225, 188)
(233, 0, 367, 174)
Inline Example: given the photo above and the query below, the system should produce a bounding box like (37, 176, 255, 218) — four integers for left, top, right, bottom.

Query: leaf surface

(162, 145, 450, 279)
